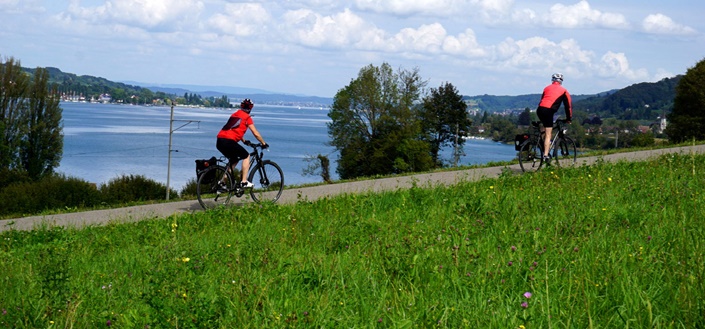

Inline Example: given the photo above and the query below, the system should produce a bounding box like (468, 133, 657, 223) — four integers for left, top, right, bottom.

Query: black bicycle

(517, 119, 576, 172)
(196, 140, 284, 209)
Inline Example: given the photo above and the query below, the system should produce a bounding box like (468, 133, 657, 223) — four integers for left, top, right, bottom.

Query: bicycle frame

(545, 119, 570, 158)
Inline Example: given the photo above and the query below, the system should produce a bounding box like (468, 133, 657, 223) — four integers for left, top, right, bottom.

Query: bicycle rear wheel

(552, 136, 577, 168)
(248, 161, 284, 203)
(197, 165, 234, 209)
(518, 140, 543, 173)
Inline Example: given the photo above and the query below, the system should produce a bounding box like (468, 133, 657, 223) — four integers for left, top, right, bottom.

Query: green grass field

(1, 152, 703, 328)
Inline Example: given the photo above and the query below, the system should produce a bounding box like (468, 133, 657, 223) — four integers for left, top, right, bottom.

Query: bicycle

(196, 140, 284, 209)
(517, 119, 576, 172)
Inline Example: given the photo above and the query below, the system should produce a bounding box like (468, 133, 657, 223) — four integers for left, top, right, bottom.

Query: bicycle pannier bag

(195, 156, 218, 184)
(514, 134, 529, 151)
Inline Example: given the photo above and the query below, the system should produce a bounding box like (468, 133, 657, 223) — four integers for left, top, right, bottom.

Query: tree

(666, 58, 705, 143)
(419, 82, 471, 165)
(1, 57, 63, 180)
(518, 107, 532, 126)
(1, 57, 30, 171)
(328, 63, 431, 179)
(20, 68, 63, 179)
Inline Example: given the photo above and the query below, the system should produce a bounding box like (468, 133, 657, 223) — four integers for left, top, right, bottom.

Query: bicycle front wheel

(552, 136, 577, 168)
(518, 140, 543, 173)
(197, 165, 234, 209)
(248, 161, 284, 203)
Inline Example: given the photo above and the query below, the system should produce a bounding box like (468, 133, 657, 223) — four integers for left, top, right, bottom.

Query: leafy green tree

(485, 114, 519, 143)
(20, 68, 63, 179)
(1, 56, 30, 170)
(328, 63, 431, 179)
(1, 57, 63, 180)
(518, 107, 531, 126)
(419, 82, 471, 165)
(666, 58, 705, 143)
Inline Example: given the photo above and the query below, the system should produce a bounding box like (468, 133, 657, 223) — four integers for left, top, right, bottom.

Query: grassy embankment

(0, 152, 703, 328)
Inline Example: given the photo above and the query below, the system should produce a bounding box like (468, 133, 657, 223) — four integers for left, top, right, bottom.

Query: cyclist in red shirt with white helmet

(536, 73, 572, 163)
(216, 98, 268, 188)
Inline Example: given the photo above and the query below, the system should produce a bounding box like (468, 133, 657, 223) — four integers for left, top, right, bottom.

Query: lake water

(58, 102, 517, 191)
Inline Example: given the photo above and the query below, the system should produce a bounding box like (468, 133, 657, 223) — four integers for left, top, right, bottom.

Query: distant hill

(21, 66, 334, 107)
(20, 65, 679, 118)
(463, 76, 680, 121)
(130, 83, 334, 108)
(463, 92, 613, 113)
(121, 81, 276, 96)
(573, 76, 681, 120)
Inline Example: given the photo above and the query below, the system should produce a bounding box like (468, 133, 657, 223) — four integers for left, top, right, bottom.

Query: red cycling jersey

(538, 81, 572, 119)
(217, 110, 253, 142)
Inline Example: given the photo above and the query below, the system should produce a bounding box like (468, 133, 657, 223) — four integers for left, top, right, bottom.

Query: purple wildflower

(511, 245, 517, 252)
(521, 302, 529, 308)
(523, 292, 532, 299)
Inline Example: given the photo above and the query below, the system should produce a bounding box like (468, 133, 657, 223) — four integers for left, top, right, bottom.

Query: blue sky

(1, 0, 702, 98)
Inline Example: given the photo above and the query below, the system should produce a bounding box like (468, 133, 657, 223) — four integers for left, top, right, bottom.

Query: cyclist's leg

(217, 138, 248, 184)
(536, 107, 554, 159)
(240, 154, 251, 184)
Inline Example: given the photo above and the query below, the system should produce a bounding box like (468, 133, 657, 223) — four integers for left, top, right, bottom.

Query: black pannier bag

(195, 156, 218, 184)
(514, 134, 529, 151)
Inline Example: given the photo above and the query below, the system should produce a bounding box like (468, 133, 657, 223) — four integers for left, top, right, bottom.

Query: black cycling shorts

(536, 106, 556, 128)
(216, 138, 249, 164)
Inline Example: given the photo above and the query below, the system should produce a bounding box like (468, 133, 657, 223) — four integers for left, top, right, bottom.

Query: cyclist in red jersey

(216, 98, 268, 188)
(536, 73, 572, 162)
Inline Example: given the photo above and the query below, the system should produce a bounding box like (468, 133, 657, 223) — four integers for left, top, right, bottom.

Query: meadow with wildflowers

(0, 152, 703, 328)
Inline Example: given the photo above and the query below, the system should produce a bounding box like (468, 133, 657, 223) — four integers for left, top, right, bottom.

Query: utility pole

(166, 100, 200, 200)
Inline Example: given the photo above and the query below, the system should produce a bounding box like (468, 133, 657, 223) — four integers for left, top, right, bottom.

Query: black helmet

(240, 98, 254, 113)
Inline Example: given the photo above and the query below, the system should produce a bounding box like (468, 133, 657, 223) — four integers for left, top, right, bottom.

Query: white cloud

(280, 9, 487, 59)
(281, 8, 384, 48)
(471, 0, 514, 15)
(494, 37, 593, 74)
(488, 35, 652, 84)
(442, 28, 486, 57)
(65, 0, 204, 29)
(354, 0, 471, 16)
(352, 0, 516, 18)
(642, 13, 697, 35)
(391, 23, 447, 53)
(208, 3, 272, 37)
(596, 51, 648, 80)
(543, 0, 629, 29)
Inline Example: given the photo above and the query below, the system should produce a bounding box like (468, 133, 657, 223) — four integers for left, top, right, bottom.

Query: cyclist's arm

(564, 90, 573, 122)
(247, 124, 267, 145)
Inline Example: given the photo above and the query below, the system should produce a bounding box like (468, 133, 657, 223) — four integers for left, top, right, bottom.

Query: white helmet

(551, 73, 564, 83)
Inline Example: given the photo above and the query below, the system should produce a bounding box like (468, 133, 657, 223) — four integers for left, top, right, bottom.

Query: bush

(630, 132, 655, 147)
(100, 174, 177, 204)
(0, 174, 101, 217)
(0, 168, 31, 189)
(180, 178, 198, 198)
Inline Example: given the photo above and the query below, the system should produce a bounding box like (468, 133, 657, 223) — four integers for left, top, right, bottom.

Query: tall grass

(1, 153, 703, 328)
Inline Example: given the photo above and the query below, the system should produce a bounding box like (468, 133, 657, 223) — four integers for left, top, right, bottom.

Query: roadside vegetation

(1, 152, 703, 328)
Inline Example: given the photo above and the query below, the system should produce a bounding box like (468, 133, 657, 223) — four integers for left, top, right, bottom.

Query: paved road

(2, 144, 704, 232)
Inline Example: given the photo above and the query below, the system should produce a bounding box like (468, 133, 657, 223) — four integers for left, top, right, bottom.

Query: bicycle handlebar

(243, 139, 269, 150)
